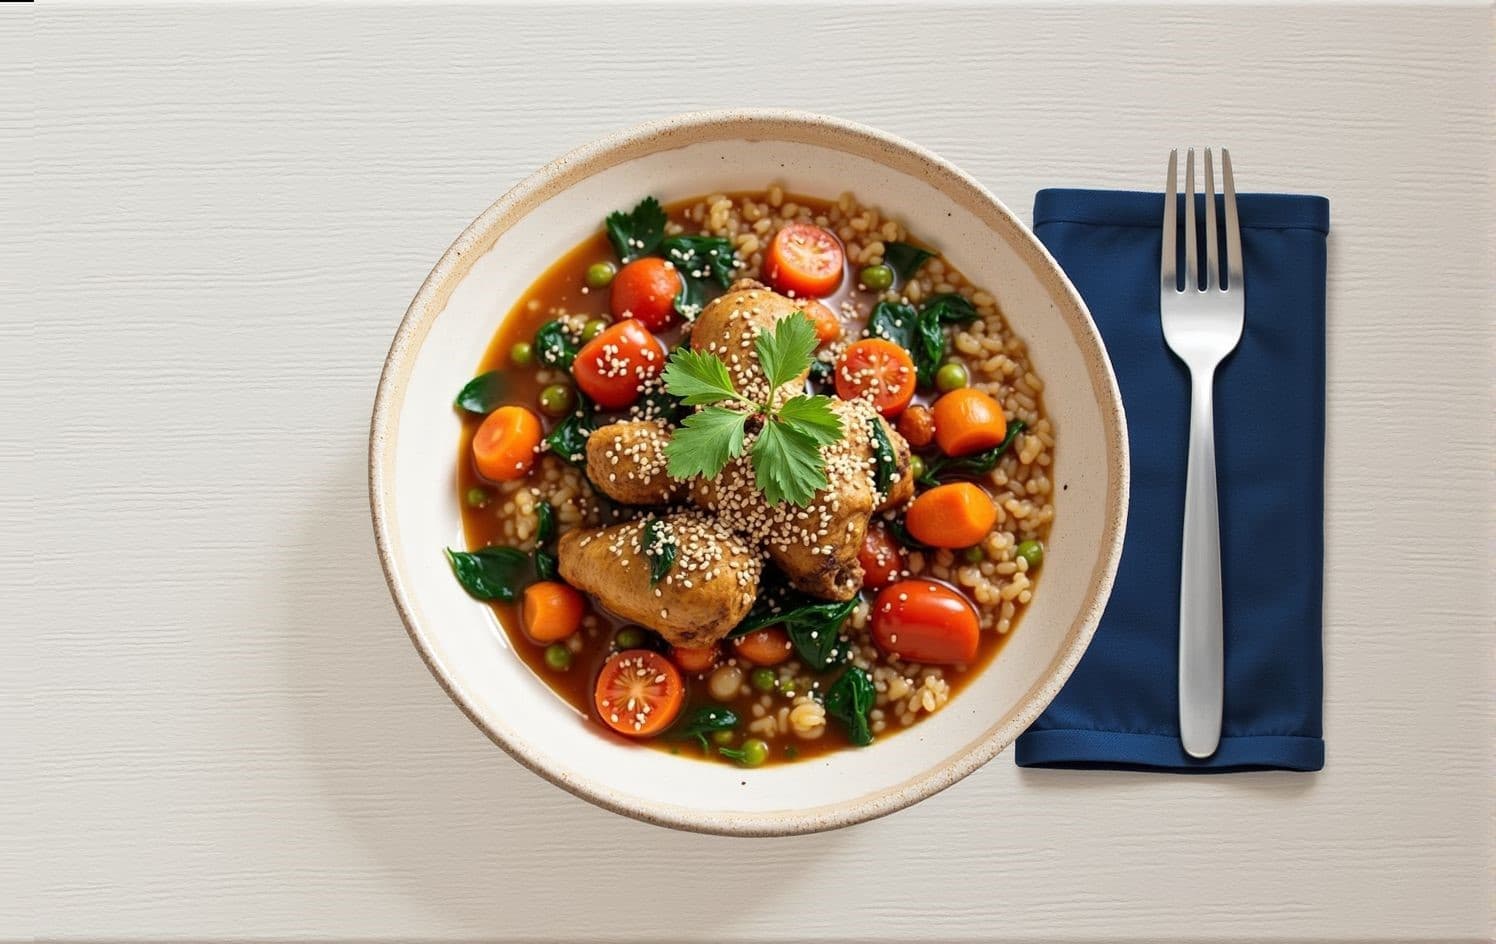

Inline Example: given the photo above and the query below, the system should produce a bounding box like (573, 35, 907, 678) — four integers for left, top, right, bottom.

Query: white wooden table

(13, 4, 1494, 941)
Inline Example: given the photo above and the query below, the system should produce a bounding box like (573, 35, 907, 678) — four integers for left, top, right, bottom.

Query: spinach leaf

(669, 706, 739, 750)
(673, 274, 709, 321)
(453, 371, 507, 414)
(662, 235, 736, 288)
(444, 546, 533, 602)
(917, 419, 1027, 485)
(914, 309, 946, 388)
(642, 517, 677, 586)
(824, 666, 876, 746)
(533, 549, 558, 581)
(883, 241, 935, 282)
(864, 300, 918, 350)
(533, 320, 578, 371)
(534, 499, 555, 545)
(923, 292, 979, 325)
(867, 416, 897, 496)
(885, 514, 930, 550)
(637, 387, 689, 425)
(807, 357, 834, 388)
(546, 395, 596, 467)
(605, 196, 667, 262)
(732, 580, 857, 671)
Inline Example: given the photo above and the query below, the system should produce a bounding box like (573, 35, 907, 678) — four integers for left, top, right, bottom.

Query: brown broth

(457, 192, 1034, 765)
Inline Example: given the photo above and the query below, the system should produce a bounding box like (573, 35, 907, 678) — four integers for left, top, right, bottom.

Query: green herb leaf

(718, 745, 750, 764)
(444, 546, 533, 602)
(666, 406, 749, 480)
(546, 395, 596, 467)
(824, 666, 876, 746)
(923, 292, 980, 325)
(751, 419, 827, 507)
(661, 235, 736, 288)
(673, 274, 709, 320)
(453, 371, 508, 414)
(883, 241, 935, 281)
(534, 499, 555, 545)
(642, 518, 678, 586)
(867, 417, 898, 495)
(732, 580, 857, 671)
(777, 395, 842, 446)
(884, 514, 930, 550)
(917, 418, 1027, 485)
(914, 310, 945, 388)
(755, 311, 819, 391)
(662, 348, 742, 406)
(533, 320, 578, 371)
(533, 549, 558, 581)
(668, 706, 739, 751)
(865, 300, 918, 350)
(605, 196, 667, 262)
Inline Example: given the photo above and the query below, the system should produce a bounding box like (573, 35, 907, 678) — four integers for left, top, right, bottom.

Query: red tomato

(871, 580, 980, 665)
(765, 223, 845, 297)
(594, 649, 685, 737)
(610, 257, 682, 331)
(857, 524, 905, 589)
(835, 338, 917, 417)
(572, 319, 664, 410)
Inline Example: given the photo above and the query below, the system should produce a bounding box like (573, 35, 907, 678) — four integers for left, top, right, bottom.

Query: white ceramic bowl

(371, 110, 1128, 835)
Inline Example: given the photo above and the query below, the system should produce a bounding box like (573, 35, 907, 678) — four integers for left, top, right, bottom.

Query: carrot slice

(521, 581, 585, 643)
(472, 405, 542, 482)
(802, 299, 843, 345)
(905, 482, 997, 548)
(670, 644, 719, 674)
(733, 627, 792, 667)
(932, 388, 1007, 457)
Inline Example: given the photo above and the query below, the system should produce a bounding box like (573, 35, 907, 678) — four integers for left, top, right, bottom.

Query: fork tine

(1203, 148, 1219, 290)
(1184, 148, 1198, 291)
(1221, 148, 1244, 292)
(1161, 149, 1178, 291)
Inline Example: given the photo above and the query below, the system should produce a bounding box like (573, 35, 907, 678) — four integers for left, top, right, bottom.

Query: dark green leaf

(673, 274, 710, 320)
(884, 514, 931, 550)
(751, 419, 827, 507)
(666, 406, 749, 480)
(661, 235, 737, 287)
(913, 308, 946, 388)
(662, 348, 741, 405)
(642, 518, 678, 586)
(718, 745, 750, 763)
(533, 549, 558, 581)
(668, 706, 739, 751)
(636, 387, 690, 426)
(824, 666, 876, 746)
(807, 358, 834, 388)
(883, 241, 935, 281)
(777, 395, 842, 446)
(605, 196, 667, 262)
(546, 396, 596, 467)
(917, 419, 1027, 485)
(864, 300, 918, 350)
(534, 500, 555, 545)
(756, 311, 820, 391)
(924, 292, 980, 325)
(453, 371, 508, 414)
(533, 320, 578, 371)
(444, 546, 533, 602)
(867, 416, 897, 496)
(732, 581, 857, 671)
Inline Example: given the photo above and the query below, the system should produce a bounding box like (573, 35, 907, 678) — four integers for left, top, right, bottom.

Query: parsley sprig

(662, 313, 843, 507)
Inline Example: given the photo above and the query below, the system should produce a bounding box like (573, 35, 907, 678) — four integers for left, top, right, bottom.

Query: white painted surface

(11, 3, 1493, 941)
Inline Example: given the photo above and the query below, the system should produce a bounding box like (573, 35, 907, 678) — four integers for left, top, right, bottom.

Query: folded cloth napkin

(1015, 188, 1330, 772)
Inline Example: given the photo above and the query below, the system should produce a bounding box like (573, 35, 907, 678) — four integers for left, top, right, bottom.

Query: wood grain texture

(10, 3, 1494, 941)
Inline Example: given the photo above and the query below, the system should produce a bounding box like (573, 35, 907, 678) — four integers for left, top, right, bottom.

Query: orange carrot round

(521, 580, 585, 643)
(733, 627, 793, 666)
(670, 644, 719, 674)
(932, 388, 1007, 457)
(472, 405, 542, 482)
(905, 482, 997, 548)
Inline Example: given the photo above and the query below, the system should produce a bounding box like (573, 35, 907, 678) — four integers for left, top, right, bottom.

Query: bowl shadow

(280, 447, 845, 938)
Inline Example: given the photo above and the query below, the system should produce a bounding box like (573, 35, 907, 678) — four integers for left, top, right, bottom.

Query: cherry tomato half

(765, 223, 845, 297)
(594, 649, 685, 737)
(572, 319, 665, 410)
(835, 338, 917, 417)
(871, 580, 980, 665)
(858, 524, 905, 590)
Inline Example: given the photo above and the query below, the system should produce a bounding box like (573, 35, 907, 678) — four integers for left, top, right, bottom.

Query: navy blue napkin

(1015, 189, 1329, 772)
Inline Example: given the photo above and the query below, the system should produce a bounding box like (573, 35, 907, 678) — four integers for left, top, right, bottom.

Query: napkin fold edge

(1034, 188, 1330, 233)
(1015, 729, 1324, 773)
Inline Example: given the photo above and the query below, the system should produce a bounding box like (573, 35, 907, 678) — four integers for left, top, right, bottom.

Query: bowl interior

(373, 114, 1126, 834)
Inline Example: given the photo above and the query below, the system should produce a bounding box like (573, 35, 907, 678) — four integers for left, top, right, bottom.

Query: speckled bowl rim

(369, 109, 1129, 836)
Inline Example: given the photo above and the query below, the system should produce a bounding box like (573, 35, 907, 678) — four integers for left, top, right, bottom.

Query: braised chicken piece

(557, 512, 762, 647)
(585, 420, 676, 505)
(689, 279, 810, 404)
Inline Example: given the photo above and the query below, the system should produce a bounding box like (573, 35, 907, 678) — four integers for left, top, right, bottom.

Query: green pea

(935, 362, 969, 392)
(908, 454, 926, 482)
(750, 667, 777, 693)
(860, 264, 894, 291)
(510, 341, 534, 367)
(711, 729, 736, 746)
(464, 487, 488, 508)
(963, 545, 985, 564)
(585, 261, 616, 289)
(581, 317, 610, 342)
(1015, 540, 1044, 569)
(614, 627, 645, 649)
(739, 738, 769, 767)
(543, 644, 572, 671)
(538, 383, 576, 416)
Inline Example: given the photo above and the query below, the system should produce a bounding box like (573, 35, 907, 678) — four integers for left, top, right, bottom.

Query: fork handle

(1179, 367, 1224, 759)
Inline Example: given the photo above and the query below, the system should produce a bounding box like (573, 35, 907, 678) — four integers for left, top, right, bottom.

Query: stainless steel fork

(1160, 147, 1244, 759)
